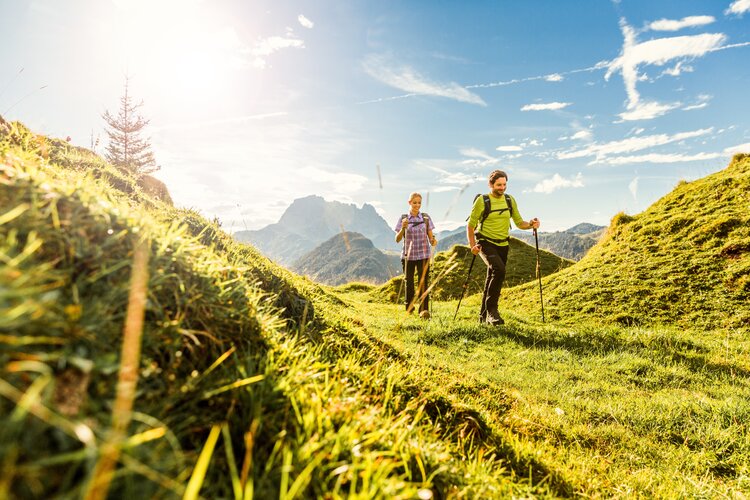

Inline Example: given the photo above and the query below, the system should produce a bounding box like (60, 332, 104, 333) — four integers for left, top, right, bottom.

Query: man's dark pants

(478, 240, 509, 320)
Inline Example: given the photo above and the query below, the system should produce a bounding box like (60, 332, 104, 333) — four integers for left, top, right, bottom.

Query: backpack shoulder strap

(504, 194, 513, 218)
(481, 194, 491, 223)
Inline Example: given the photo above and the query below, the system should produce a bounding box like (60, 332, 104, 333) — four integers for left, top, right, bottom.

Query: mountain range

(233, 195, 398, 266)
(435, 223, 605, 261)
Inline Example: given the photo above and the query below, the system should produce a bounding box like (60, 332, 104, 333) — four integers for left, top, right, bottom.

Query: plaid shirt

(394, 213, 435, 260)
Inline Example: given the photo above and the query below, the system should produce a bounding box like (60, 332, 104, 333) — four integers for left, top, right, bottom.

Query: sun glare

(111, 0, 246, 107)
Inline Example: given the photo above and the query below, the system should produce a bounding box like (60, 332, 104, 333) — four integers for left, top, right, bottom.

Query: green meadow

(1, 118, 749, 498)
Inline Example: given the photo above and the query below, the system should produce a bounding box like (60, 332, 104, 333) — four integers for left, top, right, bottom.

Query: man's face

(490, 177, 507, 197)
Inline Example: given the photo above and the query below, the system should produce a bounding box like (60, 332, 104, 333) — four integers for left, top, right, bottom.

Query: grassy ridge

(1, 120, 558, 498)
(3, 118, 750, 498)
(505, 154, 750, 330)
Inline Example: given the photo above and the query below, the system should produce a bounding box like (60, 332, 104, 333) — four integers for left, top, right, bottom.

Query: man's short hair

(488, 170, 508, 184)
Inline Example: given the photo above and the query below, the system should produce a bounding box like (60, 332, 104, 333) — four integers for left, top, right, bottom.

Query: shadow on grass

(478, 321, 750, 381)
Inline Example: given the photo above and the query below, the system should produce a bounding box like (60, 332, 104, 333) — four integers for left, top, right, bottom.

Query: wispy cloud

(726, 0, 750, 16)
(558, 127, 714, 161)
(617, 101, 681, 121)
(589, 152, 722, 165)
(725, 142, 750, 154)
(528, 173, 584, 193)
(521, 101, 571, 111)
(658, 61, 694, 77)
(545, 73, 564, 82)
(629, 177, 639, 199)
(647, 16, 715, 31)
(251, 34, 305, 68)
(605, 18, 726, 120)
(496, 145, 523, 152)
(362, 55, 486, 106)
(459, 148, 501, 167)
(682, 102, 708, 111)
(571, 129, 592, 140)
(298, 14, 314, 29)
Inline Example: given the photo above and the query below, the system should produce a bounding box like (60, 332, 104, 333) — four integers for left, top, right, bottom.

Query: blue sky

(2, 0, 749, 234)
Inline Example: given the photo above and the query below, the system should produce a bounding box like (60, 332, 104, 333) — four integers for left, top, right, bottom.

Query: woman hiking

(394, 192, 437, 318)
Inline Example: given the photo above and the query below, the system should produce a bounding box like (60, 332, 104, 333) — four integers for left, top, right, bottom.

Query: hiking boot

(486, 313, 504, 326)
(419, 310, 431, 320)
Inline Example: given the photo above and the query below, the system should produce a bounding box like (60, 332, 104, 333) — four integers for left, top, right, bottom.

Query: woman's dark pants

(403, 258, 430, 313)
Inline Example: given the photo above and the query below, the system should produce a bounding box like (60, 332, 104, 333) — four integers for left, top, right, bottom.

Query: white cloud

(558, 127, 714, 160)
(629, 177, 639, 199)
(251, 34, 305, 68)
(545, 73, 564, 82)
(362, 55, 486, 106)
(605, 19, 727, 115)
(571, 130, 592, 140)
(726, 0, 750, 15)
(683, 102, 708, 111)
(725, 142, 750, 154)
(589, 152, 722, 165)
(529, 173, 584, 193)
(298, 14, 314, 29)
(521, 101, 571, 111)
(496, 145, 523, 152)
(659, 61, 694, 77)
(425, 164, 478, 187)
(647, 16, 715, 31)
(617, 101, 681, 121)
(459, 148, 501, 167)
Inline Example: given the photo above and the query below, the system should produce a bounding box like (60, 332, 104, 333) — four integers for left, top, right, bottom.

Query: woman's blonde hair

(408, 192, 422, 202)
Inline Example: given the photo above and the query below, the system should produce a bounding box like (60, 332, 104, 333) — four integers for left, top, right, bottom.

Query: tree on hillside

(102, 78, 158, 176)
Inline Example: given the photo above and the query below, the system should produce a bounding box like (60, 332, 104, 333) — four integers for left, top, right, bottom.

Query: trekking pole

(453, 252, 477, 321)
(533, 228, 545, 322)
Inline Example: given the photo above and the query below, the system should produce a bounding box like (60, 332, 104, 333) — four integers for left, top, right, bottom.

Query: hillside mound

(292, 231, 401, 285)
(376, 237, 573, 303)
(1, 118, 569, 498)
(504, 154, 750, 330)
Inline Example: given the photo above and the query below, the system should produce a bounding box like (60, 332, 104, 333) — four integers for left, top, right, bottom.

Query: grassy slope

(504, 154, 750, 330)
(1, 121, 557, 498)
(3, 118, 749, 498)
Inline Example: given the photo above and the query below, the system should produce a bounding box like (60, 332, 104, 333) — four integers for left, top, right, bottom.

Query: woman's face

(409, 196, 422, 213)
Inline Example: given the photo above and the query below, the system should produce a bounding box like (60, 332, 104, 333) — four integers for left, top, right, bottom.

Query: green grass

(2, 117, 750, 498)
(504, 153, 750, 330)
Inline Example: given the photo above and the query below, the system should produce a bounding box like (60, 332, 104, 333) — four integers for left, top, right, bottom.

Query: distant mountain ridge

(234, 195, 398, 265)
(292, 232, 401, 286)
(510, 224, 606, 261)
(435, 223, 605, 261)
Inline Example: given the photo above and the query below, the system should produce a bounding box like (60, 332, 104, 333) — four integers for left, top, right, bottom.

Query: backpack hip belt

(476, 233, 510, 245)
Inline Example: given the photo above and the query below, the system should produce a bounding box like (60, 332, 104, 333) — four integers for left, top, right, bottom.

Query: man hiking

(466, 170, 540, 325)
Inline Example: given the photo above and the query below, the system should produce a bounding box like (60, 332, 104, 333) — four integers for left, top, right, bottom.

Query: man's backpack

(469, 194, 513, 228)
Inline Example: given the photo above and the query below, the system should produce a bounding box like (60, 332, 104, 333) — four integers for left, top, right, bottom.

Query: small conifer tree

(102, 78, 158, 176)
